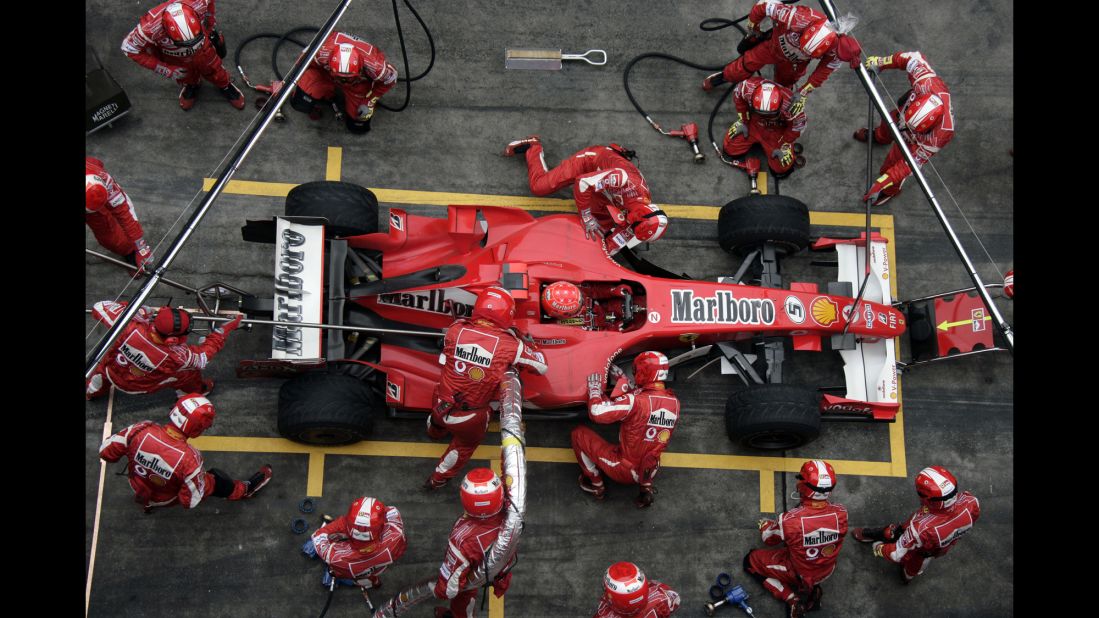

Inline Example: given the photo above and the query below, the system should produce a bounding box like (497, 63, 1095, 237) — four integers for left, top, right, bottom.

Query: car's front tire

(725, 383, 821, 450)
(278, 371, 379, 445)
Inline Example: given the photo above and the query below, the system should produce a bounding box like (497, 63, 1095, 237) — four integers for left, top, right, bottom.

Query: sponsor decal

(272, 219, 324, 359)
(274, 228, 307, 356)
(670, 290, 776, 325)
(92, 102, 119, 122)
(389, 213, 403, 231)
(119, 331, 167, 373)
(803, 528, 841, 547)
(534, 338, 567, 346)
(785, 296, 806, 325)
(377, 288, 476, 318)
(453, 329, 500, 368)
(863, 304, 874, 329)
(657, 429, 671, 444)
(810, 297, 839, 327)
(386, 380, 400, 400)
(824, 403, 870, 414)
(877, 312, 888, 325)
(971, 308, 986, 332)
(646, 407, 678, 429)
(647, 311, 661, 324)
(789, 330, 808, 336)
(468, 367, 486, 381)
(822, 545, 836, 557)
(133, 448, 176, 481)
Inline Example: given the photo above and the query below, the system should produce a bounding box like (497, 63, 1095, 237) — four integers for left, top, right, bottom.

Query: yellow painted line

(490, 584, 505, 617)
(759, 469, 775, 513)
(488, 422, 500, 433)
(307, 452, 326, 496)
(326, 147, 343, 181)
(758, 171, 768, 195)
(202, 178, 299, 197)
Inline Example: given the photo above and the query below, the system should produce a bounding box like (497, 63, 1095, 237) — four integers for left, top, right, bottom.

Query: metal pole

(815, 0, 1012, 352)
(85, 0, 356, 378)
(86, 249, 201, 296)
(84, 310, 444, 339)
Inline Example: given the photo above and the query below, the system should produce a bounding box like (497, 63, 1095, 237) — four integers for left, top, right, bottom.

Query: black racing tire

(285, 181, 379, 238)
(725, 383, 821, 450)
(717, 194, 810, 257)
(278, 371, 379, 445)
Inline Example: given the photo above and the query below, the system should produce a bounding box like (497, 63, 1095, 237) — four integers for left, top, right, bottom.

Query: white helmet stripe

(921, 467, 956, 494)
(813, 460, 833, 488)
(907, 94, 943, 130)
(337, 44, 354, 73)
(167, 4, 195, 40)
(803, 24, 833, 52)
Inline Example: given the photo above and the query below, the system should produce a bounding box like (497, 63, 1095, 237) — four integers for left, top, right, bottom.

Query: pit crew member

(503, 138, 668, 255)
(433, 468, 515, 618)
(570, 351, 680, 508)
(121, 1, 245, 111)
(541, 281, 638, 331)
(86, 156, 153, 272)
(722, 77, 807, 177)
(289, 31, 397, 134)
(99, 394, 272, 512)
(852, 465, 981, 582)
(594, 562, 680, 617)
(743, 460, 847, 617)
(854, 51, 954, 206)
(424, 287, 548, 489)
(86, 301, 242, 399)
(301, 496, 407, 591)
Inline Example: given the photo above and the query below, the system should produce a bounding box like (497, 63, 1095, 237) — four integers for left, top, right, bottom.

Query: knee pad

(289, 88, 317, 114)
(207, 468, 237, 497)
(742, 552, 765, 583)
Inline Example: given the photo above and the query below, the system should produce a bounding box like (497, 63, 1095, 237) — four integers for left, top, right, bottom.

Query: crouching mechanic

(854, 51, 954, 206)
(290, 31, 397, 133)
(302, 496, 407, 592)
(852, 465, 980, 583)
(723, 78, 807, 177)
(541, 281, 634, 331)
(595, 562, 680, 617)
(99, 394, 272, 512)
(571, 351, 680, 508)
(122, 1, 245, 111)
(433, 468, 515, 618)
(86, 156, 154, 272)
(86, 301, 243, 399)
(503, 138, 668, 255)
(424, 286, 548, 489)
(744, 460, 847, 618)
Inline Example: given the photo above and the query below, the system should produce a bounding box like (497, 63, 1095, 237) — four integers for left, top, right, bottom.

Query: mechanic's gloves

(863, 174, 895, 205)
(302, 538, 318, 559)
(863, 55, 894, 76)
(872, 541, 885, 558)
(214, 314, 243, 335)
(771, 143, 794, 168)
(788, 83, 813, 116)
(757, 518, 772, 530)
(211, 28, 227, 58)
(357, 103, 377, 122)
(356, 574, 382, 589)
(587, 372, 605, 401)
(133, 238, 154, 272)
(155, 64, 189, 81)
(492, 572, 512, 598)
(729, 114, 749, 140)
(580, 209, 603, 240)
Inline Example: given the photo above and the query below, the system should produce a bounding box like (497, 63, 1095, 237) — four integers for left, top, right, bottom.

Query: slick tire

(717, 194, 810, 257)
(725, 383, 821, 450)
(278, 371, 379, 445)
(285, 181, 379, 238)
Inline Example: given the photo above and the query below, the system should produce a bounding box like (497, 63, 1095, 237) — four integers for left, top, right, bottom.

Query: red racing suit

(593, 580, 681, 618)
(86, 300, 233, 398)
(86, 157, 146, 258)
(426, 318, 548, 485)
(722, 1, 843, 90)
(571, 379, 680, 488)
(296, 32, 397, 120)
(877, 491, 980, 580)
(434, 511, 514, 617)
(121, 0, 231, 89)
(748, 501, 848, 605)
(723, 77, 807, 174)
(311, 505, 408, 587)
(867, 52, 955, 202)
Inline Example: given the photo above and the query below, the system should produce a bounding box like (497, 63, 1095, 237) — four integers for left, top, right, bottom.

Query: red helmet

(542, 281, 583, 319)
(162, 3, 205, 49)
(86, 176, 108, 211)
(750, 81, 784, 117)
(633, 351, 669, 387)
(154, 307, 192, 338)
(915, 466, 959, 512)
(460, 468, 504, 518)
(1004, 270, 1014, 299)
(799, 17, 838, 58)
(168, 394, 215, 438)
(630, 204, 668, 243)
(902, 93, 945, 133)
(603, 562, 649, 614)
(796, 459, 837, 503)
(328, 43, 363, 83)
(346, 496, 387, 543)
(472, 286, 516, 328)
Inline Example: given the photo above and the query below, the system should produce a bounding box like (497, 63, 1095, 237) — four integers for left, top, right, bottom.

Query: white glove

(580, 210, 603, 240)
(155, 64, 187, 81)
(356, 103, 376, 121)
(587, 372, 604, 400)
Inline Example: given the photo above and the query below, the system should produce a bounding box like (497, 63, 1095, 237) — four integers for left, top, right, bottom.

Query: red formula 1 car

(237, 182, 1001, 449)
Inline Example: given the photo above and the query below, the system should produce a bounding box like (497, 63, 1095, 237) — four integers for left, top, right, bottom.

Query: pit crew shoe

(578, 475, 605, 500)
(702, 72, 727, 91)
(179, 84, 199, 111)
(634, 486, 655, 509)
(242, 464, 273, 498)
(852, 526, 895, 543)
(805, 585, 823, 612)
(504, 135, 540, 157)
(434, 609, 455, 618)
(423, 476, 450, 491)
(788, 600, 809, 618)
(222, 84, 246, 110)
(852, 128, 890, 145)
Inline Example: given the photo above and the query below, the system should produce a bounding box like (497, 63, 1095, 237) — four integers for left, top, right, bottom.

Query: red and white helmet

(154, 307, 193, 339)
(347, 496, 387, 544)
(915, 465, 959, 512)
(796, 459, 837, 503)
(799, 17, 837, 58)
(902, 93, 945, 133)
(460, 468, 504, 518)
(630, 204, 668, 243)
(86, 176, 108, 211)
(472, 286, 516, 328)
(162, 3, 205, 49)
(750, 81, 784, 117)
(1004, 269, 1013, 299)
(542, 281, 584, 319)
(168, 394, 215, 438)
(603, 562, 649, 614)
(328, 43, 363, 82)
(633, 351, 669, 387)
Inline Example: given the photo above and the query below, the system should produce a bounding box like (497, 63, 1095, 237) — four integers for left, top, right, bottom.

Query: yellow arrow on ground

(937, 316, 990, 332)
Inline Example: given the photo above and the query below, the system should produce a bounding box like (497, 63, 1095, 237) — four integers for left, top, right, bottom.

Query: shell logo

(468, 367, 485, 381)
(822, 545, 836, 556)
(810, 297, 839, 327)
(657, 429, 671, 443)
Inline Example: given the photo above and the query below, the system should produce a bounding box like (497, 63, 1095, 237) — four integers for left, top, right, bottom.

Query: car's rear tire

(278, 371, 379, 445)
(285, 181, 379, 238)
(717, 194, 810, 257)
(725, 383, 821, 450)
